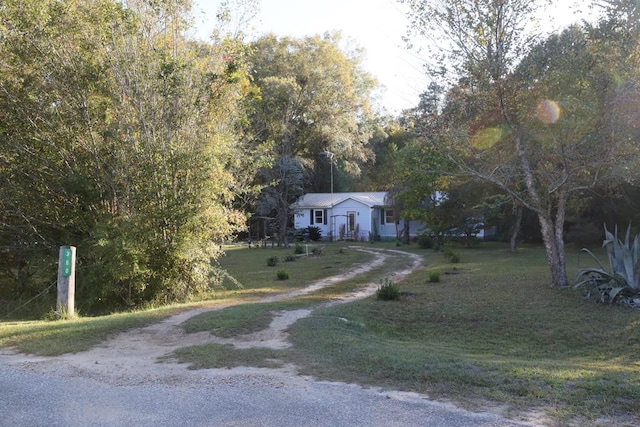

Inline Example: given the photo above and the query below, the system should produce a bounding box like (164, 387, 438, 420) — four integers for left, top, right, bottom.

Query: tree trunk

(509, 203, 523, 253)
(515, 134, 569, 287)
(402, 218, 410, 244)
(537, 210, 569, 287)
(278, 206, 290, 248)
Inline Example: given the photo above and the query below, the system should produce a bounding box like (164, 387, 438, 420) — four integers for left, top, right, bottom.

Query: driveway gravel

(0, 365, 534, 427)
(0, 248, 539, 427)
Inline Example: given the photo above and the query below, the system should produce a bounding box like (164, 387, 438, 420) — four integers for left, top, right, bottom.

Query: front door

(347, 211, 356, 238)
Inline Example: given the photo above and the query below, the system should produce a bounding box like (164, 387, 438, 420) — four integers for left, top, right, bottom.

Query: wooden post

(57, 246, 76, 318)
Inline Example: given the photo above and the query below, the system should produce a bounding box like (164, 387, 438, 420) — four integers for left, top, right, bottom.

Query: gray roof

(292, 192, 389, 209)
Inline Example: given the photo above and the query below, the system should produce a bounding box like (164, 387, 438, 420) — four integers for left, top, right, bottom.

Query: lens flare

(471, 127, 502, 149)
(536, 99, 561, 124)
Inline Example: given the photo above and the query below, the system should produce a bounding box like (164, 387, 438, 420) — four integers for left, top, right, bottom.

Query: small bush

(293, 226, 322, 242)
(311, 246, 323, 256)
(427, 270, 441, 282)
(266, 256, 279, 267)
(294, 243, 305, 254)
(276, 269, 289, 280)
(307, 226, 322, 241)
(284, 255, 297, 262)
(376, 278, 401, 301)
(293, 228, 309, 241)
(417, 234, 435, 249)
(443, 248, 461, 263)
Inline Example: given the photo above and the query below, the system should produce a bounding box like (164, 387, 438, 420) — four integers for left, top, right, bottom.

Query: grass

(283, 244, 640, 424)
(0, 243, 374, 355)
(2, 241, 640, 425)
(166, 343, 287, 370)
(0, 305, 185, 356)
(172, 242, 640, 424)
(215, 243, 372, 298)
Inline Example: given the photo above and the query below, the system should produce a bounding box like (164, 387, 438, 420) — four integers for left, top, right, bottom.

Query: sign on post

(61, 247, 73, 277)
(57, 246, 76, 318)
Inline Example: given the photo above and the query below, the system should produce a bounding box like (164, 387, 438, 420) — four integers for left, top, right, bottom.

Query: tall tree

(0, 0, 254, 309)
(401, 0, 640, 286)
(380, 83, 453, 243)
(247, 33, 376, 245)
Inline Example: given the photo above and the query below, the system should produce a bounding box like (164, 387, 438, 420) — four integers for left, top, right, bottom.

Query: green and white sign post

(57, 246, 76, 318)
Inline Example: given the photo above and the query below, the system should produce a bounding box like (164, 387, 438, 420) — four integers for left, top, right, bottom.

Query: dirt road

(0, 248, 536, 426)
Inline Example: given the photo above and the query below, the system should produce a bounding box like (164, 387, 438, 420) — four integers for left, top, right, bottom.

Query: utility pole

(323, 149, 334, 240)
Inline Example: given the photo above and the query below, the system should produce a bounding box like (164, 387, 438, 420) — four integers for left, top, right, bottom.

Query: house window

(310, 209, 328, 225)
(383, 208, 395, 225)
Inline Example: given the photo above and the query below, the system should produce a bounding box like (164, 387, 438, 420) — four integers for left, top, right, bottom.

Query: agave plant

(574, 224, 640, 305)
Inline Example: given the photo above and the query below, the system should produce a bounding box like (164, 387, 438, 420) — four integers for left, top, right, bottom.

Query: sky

(191, 0, 429, 114)
(191, 0, 595, 115)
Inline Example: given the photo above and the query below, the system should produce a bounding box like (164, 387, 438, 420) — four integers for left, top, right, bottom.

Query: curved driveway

(0, 248, 537, 427)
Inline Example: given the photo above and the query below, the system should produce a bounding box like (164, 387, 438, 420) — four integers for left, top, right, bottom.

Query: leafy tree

(0, 0, 255, 310)
(381, 83, 454, 243)
(256, 156, 304, 247)
(247, 33, 377, 246)
(400, 0, 543, 87)
(401, 0, 640, 287)
(355, 118, 413, 192)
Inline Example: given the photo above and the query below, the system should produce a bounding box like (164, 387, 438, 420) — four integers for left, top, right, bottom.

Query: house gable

(292, 192, 402, 241)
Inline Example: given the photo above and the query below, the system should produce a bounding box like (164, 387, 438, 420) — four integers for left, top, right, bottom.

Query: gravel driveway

(0, 364, 535, 427)
(0, 248, 538, 427)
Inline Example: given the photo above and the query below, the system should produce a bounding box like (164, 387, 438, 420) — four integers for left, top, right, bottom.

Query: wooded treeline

(398, 0, 640, 286)
(1, 0, 639, 313)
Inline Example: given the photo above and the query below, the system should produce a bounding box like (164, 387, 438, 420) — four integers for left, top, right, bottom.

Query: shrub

(284, 255, 297, 262)
(276, 269, 289, 280)
(443, 248, 461, 263)
(266, 256, 279, 267)
(293, 226, 322, 242)
(294, 243, 305, 254)
(417, 233, 435, 249)
(575, 224, 640, 306)
(311, 246, 323, 256)
(427, 270, 441, 283)
(376, 278, 401, 301)
(307, 226, 322, 241)
(293, 228, 309, 241)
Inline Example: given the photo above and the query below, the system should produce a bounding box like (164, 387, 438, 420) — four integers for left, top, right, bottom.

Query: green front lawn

(2, 241, 639, 425)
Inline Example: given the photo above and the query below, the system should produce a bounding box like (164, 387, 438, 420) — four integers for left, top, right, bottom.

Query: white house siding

(376, 212, 425, 240)
(378, 222, 397, 239)
(294, 209, 331, 238)
(332, 198, 372, 241)
(291, 192, 427, 241)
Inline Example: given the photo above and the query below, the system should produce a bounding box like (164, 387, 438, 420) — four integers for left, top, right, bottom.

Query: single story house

(291, 192, 425, 241)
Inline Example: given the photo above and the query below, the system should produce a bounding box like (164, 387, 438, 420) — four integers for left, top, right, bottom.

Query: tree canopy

(400, 0, 640, 286)
(246, 33, 377, 245)
(4, 0, 640, 314)
(0, 0, 254, 311)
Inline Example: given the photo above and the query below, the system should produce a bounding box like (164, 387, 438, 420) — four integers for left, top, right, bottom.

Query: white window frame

(384, 208, 395, 225)
(313, 209, 324, 225)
